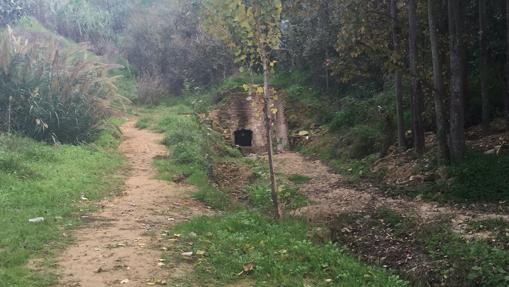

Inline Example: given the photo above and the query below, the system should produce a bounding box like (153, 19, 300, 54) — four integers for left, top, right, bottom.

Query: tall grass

(0, 26, 126, 143)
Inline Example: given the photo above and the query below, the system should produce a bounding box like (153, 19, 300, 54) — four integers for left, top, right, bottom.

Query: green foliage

(244, 182, 309, 213)
(93, 118, 125, 149)
(134, 118, 150, 129)
(0, 0, 28, 26)
(448, 151, 509, 201)
(0, 134, 123, 287)
(287, 174, 311, 185)
(420, 220, 509, 287)
(346, 125, 381, 159)
(372, 207, 405, 228)
(170, 211, 408, 286)
(124, 0, 233, 97)
(203, 0, 283, 69)
(333, 207, 509, 287)
(172, 142, 206, 166)
(273, 71, 335, 128)
(56, 0, 112, 43)
(0, 24, 126, 143)
(245, 183, 272, 211)
(141, 103, 241, 210)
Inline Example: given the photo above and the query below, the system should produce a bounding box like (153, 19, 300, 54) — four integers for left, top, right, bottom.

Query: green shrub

(288, 174, 311, 185)
(135, 118, 150, 129)
(245, 183, 272, 211)
(0, 26, 125, 143)
(172, 142, 205, 166)
(347, 125, 380, 159)
(421, 221, 509, 287)
(448, 151, 509, 201)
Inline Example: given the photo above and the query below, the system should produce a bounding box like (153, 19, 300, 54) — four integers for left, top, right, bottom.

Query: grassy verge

(139, 102, 408, 286)
(0, 122, 124, 287)
(170, 211, 407, 287)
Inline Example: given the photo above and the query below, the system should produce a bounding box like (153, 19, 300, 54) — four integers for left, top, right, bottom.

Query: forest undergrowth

(135, 102, 408, 287)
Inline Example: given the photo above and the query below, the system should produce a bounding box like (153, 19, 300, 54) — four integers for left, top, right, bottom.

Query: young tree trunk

(479, 0, 490, 133)
(8, 96, 12, 135)
(506, 0, 509, 130)
(428, 0, 450, 162)
(262, 53, 282, 220)
(448, 0, 466, 161)
(391, 0, 406, 151)
(407, 0, 425, 155)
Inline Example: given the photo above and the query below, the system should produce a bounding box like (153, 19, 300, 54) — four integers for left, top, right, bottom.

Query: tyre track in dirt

(57, 120, 210, 287)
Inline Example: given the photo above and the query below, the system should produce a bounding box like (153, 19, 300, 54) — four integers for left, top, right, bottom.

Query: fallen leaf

(243, 263, 255, 272)
(238, 263, 255, 276)
(195, 250, 206, 256)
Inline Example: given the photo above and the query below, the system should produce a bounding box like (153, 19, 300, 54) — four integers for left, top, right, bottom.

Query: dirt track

(274, 152, 508, 235)
(57, 120, 208, 287)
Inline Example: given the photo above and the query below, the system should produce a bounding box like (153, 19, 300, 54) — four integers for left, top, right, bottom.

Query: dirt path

(274, 152, 508, 235)
(57, 121, 209, 287)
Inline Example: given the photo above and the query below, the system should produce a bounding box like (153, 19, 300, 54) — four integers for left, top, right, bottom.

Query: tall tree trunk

(321, 1, 331, 91)
(506, 0, 509, 130)
(325, 49, 330, 90)
(262, 52, 282, 220)
(391, 0, 406, 151)
(408, 0, 425, 155)
(479, 0, 490, 133)
(448, 0, 466, 161)
(428, 0, 450, 162)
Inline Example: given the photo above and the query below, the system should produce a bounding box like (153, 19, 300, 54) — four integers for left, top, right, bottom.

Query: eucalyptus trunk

(428, 0, 450, 162)
(408, 0, 425, 155)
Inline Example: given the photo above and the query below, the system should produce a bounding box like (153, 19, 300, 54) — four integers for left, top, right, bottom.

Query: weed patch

(288, 174, 311, 185)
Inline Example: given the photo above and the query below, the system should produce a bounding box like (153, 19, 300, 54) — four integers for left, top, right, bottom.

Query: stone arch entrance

(234, 129, 253, 147)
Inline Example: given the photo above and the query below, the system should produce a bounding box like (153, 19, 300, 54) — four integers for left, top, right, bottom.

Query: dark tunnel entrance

(234, 129, 253, 147)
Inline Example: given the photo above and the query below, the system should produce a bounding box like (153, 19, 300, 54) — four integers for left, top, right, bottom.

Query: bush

(448, 151, 509, 201)
(135, 73, 168, 105)
(0, 27, 124, 143)
(347, 125, 380, 159)
(420, 221, 509, 287)
(172, 142, 205, 166)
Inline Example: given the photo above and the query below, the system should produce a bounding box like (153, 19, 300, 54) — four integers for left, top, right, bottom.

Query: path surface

(57, 121, 208, 287)
(274, 152, 508, 236)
